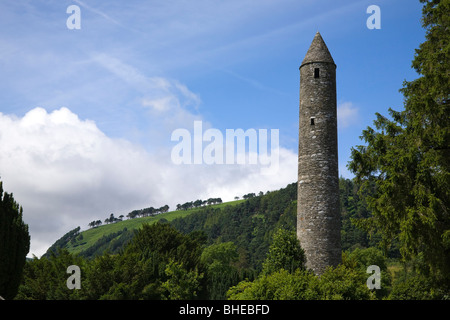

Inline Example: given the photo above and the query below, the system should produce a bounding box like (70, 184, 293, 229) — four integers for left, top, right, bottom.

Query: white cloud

(141, 96, 176, 112)
(337, 102, 359, 129)
(0, 107, 161, 255)
(0, 107, 297, 258)
(92, 53, 201, 115)
(92, 53, 168, 92)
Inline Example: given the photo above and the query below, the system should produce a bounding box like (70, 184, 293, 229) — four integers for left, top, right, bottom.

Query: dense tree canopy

(14, 175, 449, 300)
(348, 0, 449, 277)
(0, 181, 30, 300)
(261, 228, 305, 275)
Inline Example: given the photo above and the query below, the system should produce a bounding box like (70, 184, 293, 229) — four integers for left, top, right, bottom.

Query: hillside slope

(45, 200, 245, 258)
(45, 178, 374, 270)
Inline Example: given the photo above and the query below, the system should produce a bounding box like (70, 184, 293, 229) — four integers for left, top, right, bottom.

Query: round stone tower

(297, 32, 341, 275)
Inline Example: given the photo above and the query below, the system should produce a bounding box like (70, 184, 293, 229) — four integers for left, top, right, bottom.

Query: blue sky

(0, 0, 426, 256)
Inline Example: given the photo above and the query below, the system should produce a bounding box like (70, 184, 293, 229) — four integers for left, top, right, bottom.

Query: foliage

(46, 177, 373, 271)
(314, 264, 375, 300)
(227, 269, 319, 300)
(343, 247, 393, 299)
(49, 204, 207, 258)
(82, 253, 116, 299)
(126, 204, 170, 219)
(261, 228, 305, 275)
(97, 222, 207, 300)
(16, 222, 207, 300)
(44, 227, 81, 258)
(343, 247, 387, 271)
(387, 252, 450, 300)
(15, 174, 448, 300)
(176, 198, 222, 211)
(79, 228, 134, 258)
(228, 230, 376, 300)
(161, 260, 203, 300)
(227, 265, 375, 300)
(200, 242, 241, 299)
(388, 272, 448, 300)
(348, 0, 450, 278)
(339, 178, 378, 251)
(22, 179, 383, 300)
(8, 0, 450, 300)
(0, 181, 30, 300)
(16, 249, 85, 300)
(171, 182, 298, 270)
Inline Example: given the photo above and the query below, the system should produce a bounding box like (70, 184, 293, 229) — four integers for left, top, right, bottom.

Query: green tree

(227, 264, 376, 300)
(201, 242, 239, 299)
(261, 228, 305, 275)
(348, 0, 449, 277)
(0, 181, 30, 299)
(314, 264, 375, 300)
(161, 259, 203, 300)
(101, 222, 206, 299)
(82, 253, 117, 300)
(342, 247, 391, 299)
(16, 249, 85, 300)
(339, 177, 376, 251)
(388, 273, 447, 300)
(201, 242, 239, 268)
(227, 269, 319, 300)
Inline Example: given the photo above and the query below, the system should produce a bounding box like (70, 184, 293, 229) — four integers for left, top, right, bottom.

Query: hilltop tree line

(127, 204, 170, 219)
(176, 198, 222, 211)
(87, 205, 171, 229)
(175, 193, 261, 211)
(86, 193, 255, 230)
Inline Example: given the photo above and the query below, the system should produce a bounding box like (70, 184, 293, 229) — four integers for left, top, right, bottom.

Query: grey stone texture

(297, 32, 341, 275)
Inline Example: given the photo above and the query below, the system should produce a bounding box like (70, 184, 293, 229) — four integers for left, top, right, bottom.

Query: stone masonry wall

(297, 60, 341, 275)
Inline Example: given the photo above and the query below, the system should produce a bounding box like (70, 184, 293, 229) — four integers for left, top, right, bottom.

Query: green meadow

(65, 200, 245, 256)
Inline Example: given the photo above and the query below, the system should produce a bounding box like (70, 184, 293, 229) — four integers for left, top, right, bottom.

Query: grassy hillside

(48, 178, 377, 268)
(49, 200, 245, 257)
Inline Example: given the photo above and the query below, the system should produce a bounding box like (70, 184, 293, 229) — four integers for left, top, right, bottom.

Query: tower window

(310, 117, 315, 125)
(314, 68, 320, 78)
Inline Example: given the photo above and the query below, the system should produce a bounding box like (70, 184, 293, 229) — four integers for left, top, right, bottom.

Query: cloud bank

(0, 107, 297, 257)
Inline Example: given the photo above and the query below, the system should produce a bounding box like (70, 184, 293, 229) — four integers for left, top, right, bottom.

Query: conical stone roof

(300, 32, 335, 68)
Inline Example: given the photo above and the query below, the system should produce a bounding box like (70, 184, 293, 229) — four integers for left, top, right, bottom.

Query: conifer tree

(261, 228, 305, 275)
(349, 0, 449, 276)
(0, 181, 30, 299)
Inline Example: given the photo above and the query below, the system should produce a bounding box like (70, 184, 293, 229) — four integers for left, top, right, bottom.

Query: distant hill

(45, 178, 376, 270)
(44, 199, 245, 259)
(44, 182, 305, 270)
